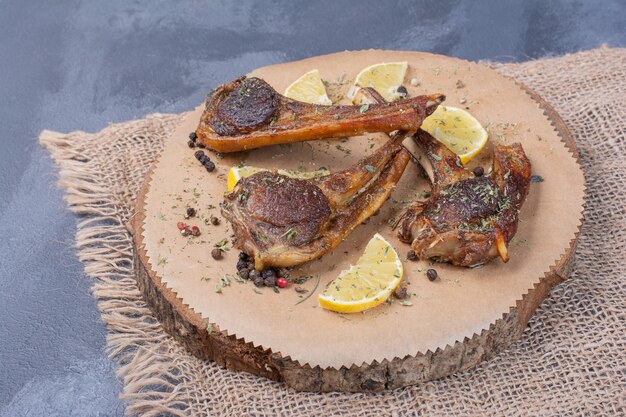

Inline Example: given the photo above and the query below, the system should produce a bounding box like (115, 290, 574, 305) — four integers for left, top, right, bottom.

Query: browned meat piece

(196, 76, 444, 153)
(398, 130, 531, 267)
(221, 88, 426, 269)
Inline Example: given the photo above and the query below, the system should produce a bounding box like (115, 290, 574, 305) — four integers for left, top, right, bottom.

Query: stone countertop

(0, 1, 624, 416)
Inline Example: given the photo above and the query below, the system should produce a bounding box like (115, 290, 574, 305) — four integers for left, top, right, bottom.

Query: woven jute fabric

(40, 46, 625, 416)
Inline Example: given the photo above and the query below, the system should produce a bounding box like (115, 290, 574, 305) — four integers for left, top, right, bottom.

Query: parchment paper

(141, 50, 584, 368)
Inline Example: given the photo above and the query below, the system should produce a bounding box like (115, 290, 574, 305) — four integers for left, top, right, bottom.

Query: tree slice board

(129, 50, 584, 392)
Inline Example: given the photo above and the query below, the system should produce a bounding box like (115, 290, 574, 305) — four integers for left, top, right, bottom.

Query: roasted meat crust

(220, 87, 427, 269)
(221, 136, 410, 269)
(399, 130, 531, 267)
(208, 77, 279, 136)
(197, 76, 444, 153)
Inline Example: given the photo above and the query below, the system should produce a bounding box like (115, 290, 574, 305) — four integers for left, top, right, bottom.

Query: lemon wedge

(318, 233, 403, 313)
(421, 106, 489, 164)
(227, 165, 330, 192)
(348, 62, 408, 103)
(284, 69, 332, 105)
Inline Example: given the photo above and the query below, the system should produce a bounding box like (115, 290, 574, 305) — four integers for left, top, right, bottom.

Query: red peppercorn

(276, 277, 288, 288)
(191, 226, 201, 236)
(177, 222, 187, 230)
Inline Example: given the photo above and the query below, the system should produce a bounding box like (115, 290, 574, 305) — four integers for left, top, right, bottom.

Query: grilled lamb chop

(398, 130, 531, 267)
(195, 76, 444, 153)
(221, 88, 424, 269)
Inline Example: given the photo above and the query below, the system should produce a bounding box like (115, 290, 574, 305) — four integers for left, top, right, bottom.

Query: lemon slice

(284, 69, 332, 105)
(421, 106, 489, 164)
(348, 62, 408, 103)
(318, 233, 403, 313)
(227, 165, 330, 192)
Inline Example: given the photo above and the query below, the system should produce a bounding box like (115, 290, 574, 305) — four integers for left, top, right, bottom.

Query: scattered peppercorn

(426, 268, 438, 281)
(189, 131, 197, 141)
(473, 166, 484, 177)
(187, 140, 195, 148)
(210, 215, 220, 225)
(177, 221, 187, 231)
(186, 207, 196, 217)
(239, 252, 250, 262)
(394, 286, 408, 299)
(238, 269, 249, 280)
(249, 269, 261, 280)
(397, 85, 408, 97)
(252, 275, 264, 287)
(199, 155, 210, 165)
(407, 250, 418, 261)
(276, 277, 288, 288)
(194, 150, 205, 160)
(262, 269, 276, 280)
(181, 227, 191, 237)
(196, 142, 205, 149)
(211, 248, 223, 260)
(236, 259, 248, 271)
(264, 276, 276, 287)
(191, 225, 201, 236)
(205, 161, 216, 172)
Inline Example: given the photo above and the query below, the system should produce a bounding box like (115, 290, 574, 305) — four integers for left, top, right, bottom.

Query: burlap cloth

(40, 47, 625, 416)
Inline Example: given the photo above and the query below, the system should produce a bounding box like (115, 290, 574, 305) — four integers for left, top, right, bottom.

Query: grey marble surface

(0, 1, 624, 416)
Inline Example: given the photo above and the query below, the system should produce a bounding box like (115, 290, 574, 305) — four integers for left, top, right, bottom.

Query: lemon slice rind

(284, 69, 332, 105)
(421, 106, 489, 164)
(318, 233, 404, 313)
(348, 61, 408, 103)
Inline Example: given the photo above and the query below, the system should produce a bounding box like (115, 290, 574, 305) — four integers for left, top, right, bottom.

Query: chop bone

(196, 76, 444, 153)
(398, 130, 532, 267)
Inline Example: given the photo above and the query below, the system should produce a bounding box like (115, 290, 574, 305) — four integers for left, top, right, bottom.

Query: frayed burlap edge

(40, 115, 193, 417)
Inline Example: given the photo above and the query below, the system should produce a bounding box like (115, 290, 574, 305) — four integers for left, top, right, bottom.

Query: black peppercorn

(473, 166, 484, 177)
(397, 85, 408, 97)
(262, 269, 276, 280)
(205, 161, 216, 172)
(252, 273, 264, 287)
(189, 131, 197, 141)
(199, 155, 210, 165)
(407, 250, 418, 261)
(196, 142, 205, 149)
(186, 207, 196, 218)
(194, 150, 205, 160)
(187, 140, 195, 148)
(211, 248, 223, 260)
(426, 268, 438, 281)
(238, 252, 250, 262)
(236, 259, 248, 271)
(394, 286, 408, 299)
(238, 269, 249, 280)
(210, 216, 220, 225)
(263, 276, 276, 287)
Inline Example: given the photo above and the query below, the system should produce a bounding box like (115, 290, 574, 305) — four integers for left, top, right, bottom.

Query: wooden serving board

(129, 50, 584, 392)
